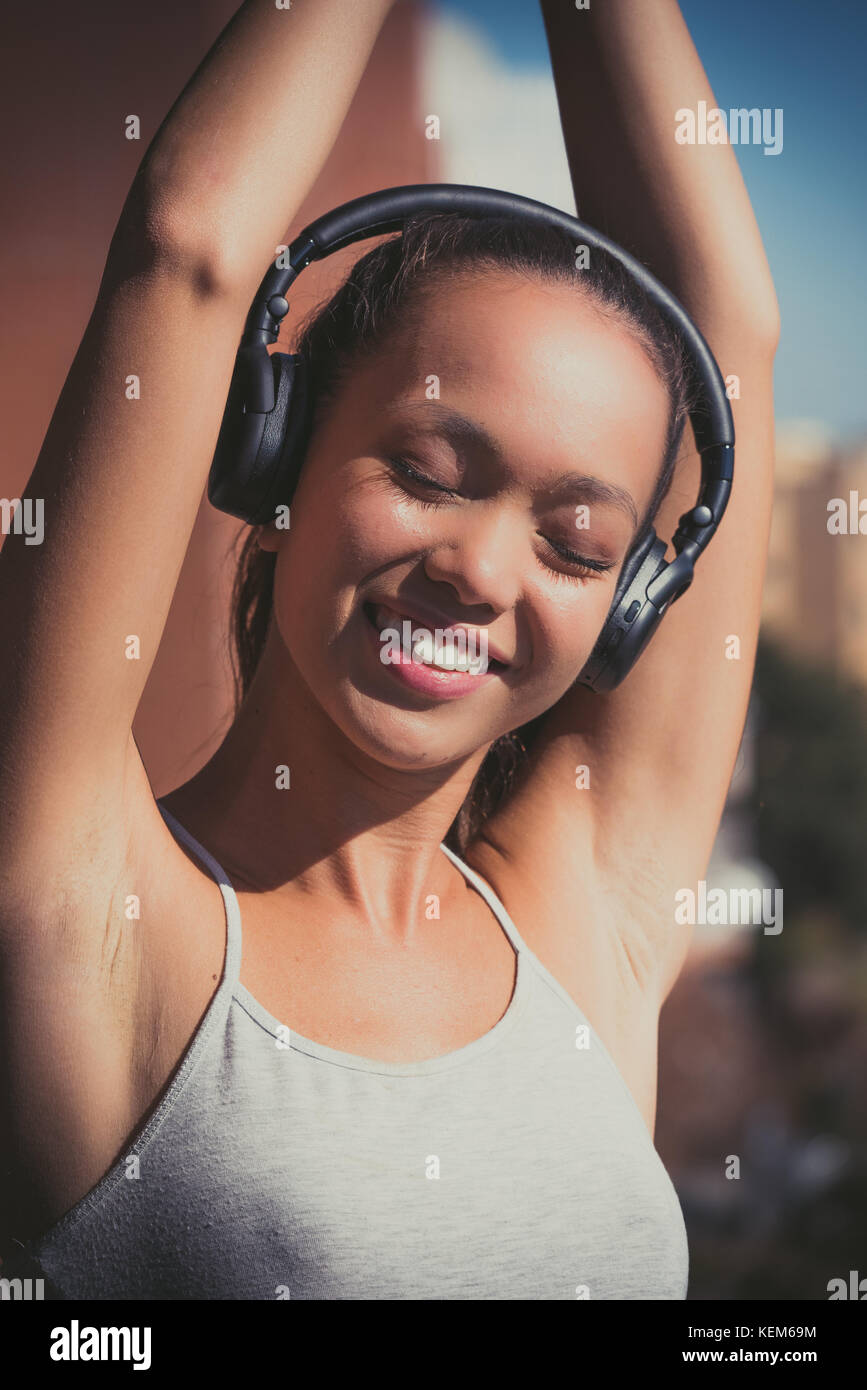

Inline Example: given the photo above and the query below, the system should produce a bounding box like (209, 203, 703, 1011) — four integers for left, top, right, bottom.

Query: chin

(330, 690, 490, 774)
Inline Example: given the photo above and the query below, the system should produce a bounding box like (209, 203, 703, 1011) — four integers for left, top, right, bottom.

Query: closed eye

(386, 455, 615, 583)
(387, 455, 456, 499)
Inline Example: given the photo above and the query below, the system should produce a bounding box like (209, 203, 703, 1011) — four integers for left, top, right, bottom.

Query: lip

(365, 596, 514, 669)
(362, 602, 503, 701)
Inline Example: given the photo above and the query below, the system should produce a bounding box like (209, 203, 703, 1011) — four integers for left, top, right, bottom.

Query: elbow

(738, 259, 782, 355)
(155, 209, 251, 301)
(711, 281, 781, 369)
(105, 177, 253, 302)
(751, 284, 782, 357)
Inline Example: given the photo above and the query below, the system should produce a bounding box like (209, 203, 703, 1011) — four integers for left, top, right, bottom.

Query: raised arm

(473, 0, 780, 996)
(0, 0, 396, 912)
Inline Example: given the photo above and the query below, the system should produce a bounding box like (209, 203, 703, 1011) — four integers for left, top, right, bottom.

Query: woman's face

(259, 270, 670, 770)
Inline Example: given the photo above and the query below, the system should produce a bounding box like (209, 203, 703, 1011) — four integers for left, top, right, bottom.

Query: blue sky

(437, 0, 866, 442)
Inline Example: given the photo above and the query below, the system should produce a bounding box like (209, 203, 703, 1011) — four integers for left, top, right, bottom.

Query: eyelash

(386, 456, 614, 583)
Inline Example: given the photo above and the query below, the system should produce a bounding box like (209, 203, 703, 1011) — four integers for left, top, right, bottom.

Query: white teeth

(412, 635, 478, 672)
(411, 631, 435, 664)
(372, 604, 488, 674)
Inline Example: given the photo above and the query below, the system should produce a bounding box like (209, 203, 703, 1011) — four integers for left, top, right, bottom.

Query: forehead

(340, 270, 671, 509)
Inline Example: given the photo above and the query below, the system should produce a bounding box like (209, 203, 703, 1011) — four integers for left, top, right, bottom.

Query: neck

(163, 626, 490, 939)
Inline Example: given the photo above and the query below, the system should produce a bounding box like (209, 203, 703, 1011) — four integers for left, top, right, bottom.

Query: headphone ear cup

(251, 352, 311, 523)
(208, 351, 310, 525)
(576, 530, 669, 693)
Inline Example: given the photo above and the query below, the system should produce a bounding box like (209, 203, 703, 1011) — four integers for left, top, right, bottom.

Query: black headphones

(208, 184, 734, 692)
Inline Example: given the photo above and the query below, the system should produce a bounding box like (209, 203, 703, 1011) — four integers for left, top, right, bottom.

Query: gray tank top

(16, 803, 688, 1300)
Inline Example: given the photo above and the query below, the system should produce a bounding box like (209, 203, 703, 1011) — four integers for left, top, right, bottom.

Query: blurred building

(763, 421, 867, 687)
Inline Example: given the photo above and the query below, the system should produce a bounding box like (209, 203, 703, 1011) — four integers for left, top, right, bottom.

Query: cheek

(530, 582, 615, 689)
(268, 479, 404, 653)
(307, 454, 414, 558)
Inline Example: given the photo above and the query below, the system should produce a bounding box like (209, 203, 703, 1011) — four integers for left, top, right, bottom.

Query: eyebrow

(390, 400, 639, 528)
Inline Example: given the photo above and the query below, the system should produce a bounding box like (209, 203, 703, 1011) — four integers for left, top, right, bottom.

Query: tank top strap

(439, 840, 527, 956)
(157, 801, 243, 989)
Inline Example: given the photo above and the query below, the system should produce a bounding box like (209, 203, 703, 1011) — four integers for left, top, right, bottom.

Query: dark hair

(229, 214, 694, 856)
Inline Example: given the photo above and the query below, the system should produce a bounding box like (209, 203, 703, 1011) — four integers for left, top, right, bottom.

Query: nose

(421, 503, 523, 615)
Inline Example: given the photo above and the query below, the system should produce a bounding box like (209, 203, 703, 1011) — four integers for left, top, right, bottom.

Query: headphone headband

(209, 183, 735, 691)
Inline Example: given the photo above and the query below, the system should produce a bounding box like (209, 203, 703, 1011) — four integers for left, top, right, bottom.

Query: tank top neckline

(157, 800, 533, 1078)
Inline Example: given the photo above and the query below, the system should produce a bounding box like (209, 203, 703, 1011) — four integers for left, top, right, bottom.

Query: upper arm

(526, 0, 781, 933)
(554, 320, 778, 881)
(0, 224, 250, 889)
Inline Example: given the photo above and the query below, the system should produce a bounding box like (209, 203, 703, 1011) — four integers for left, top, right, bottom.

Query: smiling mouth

(362, 602, 506, 674)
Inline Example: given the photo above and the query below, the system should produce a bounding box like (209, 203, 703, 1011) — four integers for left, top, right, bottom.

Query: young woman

(0, 0, 779, 1300)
